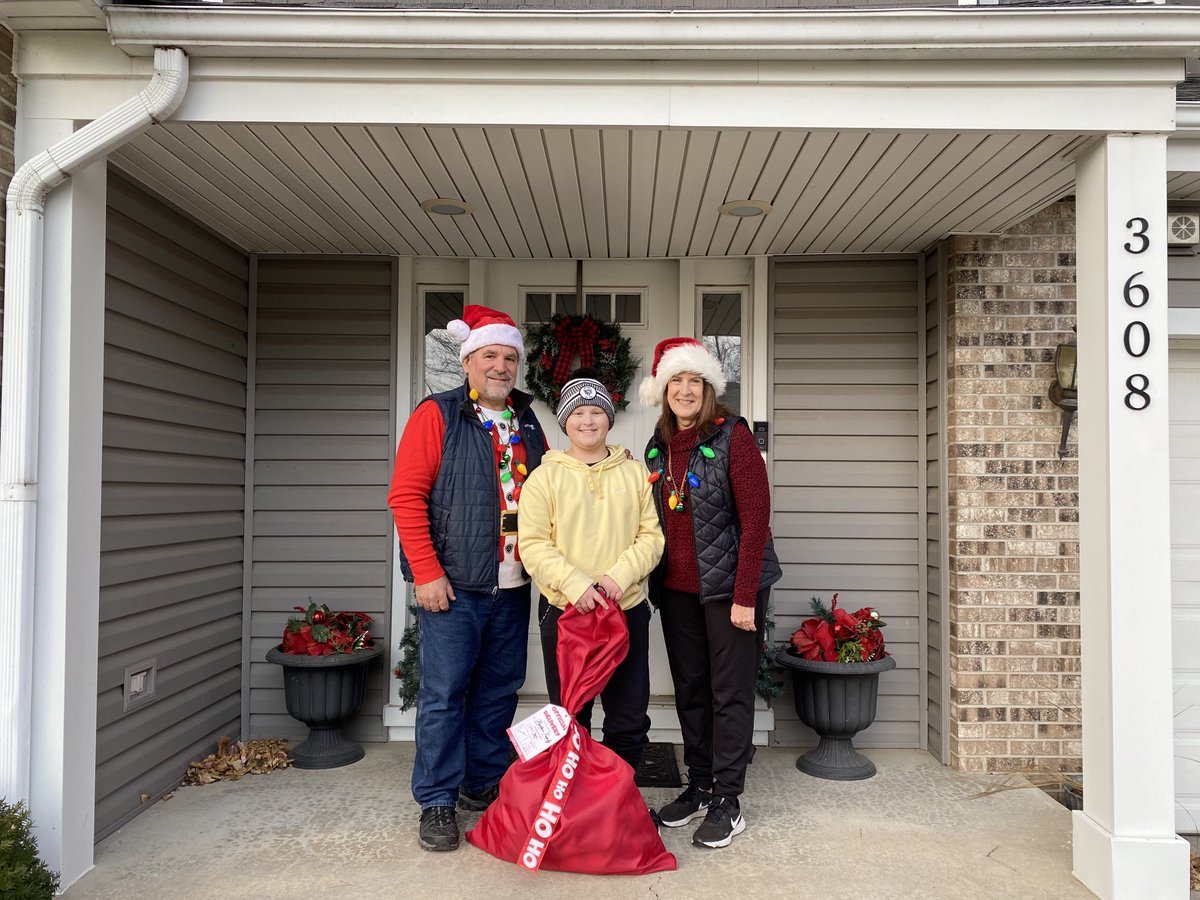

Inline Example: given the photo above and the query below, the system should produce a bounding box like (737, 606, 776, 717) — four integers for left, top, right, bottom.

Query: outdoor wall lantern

(1049, 341, 1078, 459)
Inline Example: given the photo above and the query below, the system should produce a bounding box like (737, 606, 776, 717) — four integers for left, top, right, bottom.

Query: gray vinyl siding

(1170, 248, 1200, 308)
(98, 171, 249, 839)
(924, 245, 948, 761)
(769, 257, 923, 749)
(247, 257, 395, 742)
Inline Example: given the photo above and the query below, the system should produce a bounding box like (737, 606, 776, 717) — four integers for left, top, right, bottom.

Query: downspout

(0, 47, 188, 804)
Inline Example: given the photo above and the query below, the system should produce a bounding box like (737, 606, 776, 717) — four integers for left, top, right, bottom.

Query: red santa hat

(638, 336, 726, 406)
(447, 304, 525, 361)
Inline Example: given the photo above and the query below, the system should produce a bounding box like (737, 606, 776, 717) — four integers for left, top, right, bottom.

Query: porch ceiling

(110, 123, 1079, 258)
(1168, 171, 1200, 206)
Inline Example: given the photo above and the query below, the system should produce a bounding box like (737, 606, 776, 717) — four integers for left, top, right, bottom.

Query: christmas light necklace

(471, 388, 527, 500)
(645, 417, 723, 513)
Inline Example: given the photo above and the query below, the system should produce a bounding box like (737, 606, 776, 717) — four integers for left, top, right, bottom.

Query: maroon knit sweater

(660, 420, 772, 607)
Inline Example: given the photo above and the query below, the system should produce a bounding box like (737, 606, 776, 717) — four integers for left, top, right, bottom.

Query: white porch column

(25, 128, 107, 885)
(1073, 134, 1190, 899)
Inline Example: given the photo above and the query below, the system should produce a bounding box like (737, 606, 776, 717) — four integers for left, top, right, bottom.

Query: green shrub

(0, 799, 60, 899)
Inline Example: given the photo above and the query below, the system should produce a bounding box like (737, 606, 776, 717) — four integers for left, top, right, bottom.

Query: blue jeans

(412, 584, 530, 809)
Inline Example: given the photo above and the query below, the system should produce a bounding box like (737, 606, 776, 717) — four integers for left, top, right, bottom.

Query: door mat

(635, 742, 681, 789)
(510, 739, 681, 788)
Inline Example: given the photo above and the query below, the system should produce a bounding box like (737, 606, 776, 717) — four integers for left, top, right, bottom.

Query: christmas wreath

(524, 313, 638, 412)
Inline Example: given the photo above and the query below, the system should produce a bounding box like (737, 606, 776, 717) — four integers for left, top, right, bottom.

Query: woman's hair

(654, 376, 733, 444)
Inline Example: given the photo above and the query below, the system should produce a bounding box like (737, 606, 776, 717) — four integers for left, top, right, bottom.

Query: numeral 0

(1123, 321, 1150, 358)
(1122, 271, 1149, 307)
(1125, 218, 1149, 254)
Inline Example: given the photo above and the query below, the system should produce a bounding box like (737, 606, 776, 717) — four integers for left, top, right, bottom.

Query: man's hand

(598, 575, 623, 603)
(730, 603, 756, 632)
(574, 584, 611, 614)
(415, 576, 456, 612)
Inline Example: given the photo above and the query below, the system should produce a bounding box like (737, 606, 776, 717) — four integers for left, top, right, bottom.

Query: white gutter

(1176, 103, 1200, 133)
(0, 46, 188, 805)
(106, 6, 1200, 60)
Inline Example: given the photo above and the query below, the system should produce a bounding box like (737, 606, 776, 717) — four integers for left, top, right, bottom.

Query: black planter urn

(266, 644, 383, 769)
(774, 650, 896, 781)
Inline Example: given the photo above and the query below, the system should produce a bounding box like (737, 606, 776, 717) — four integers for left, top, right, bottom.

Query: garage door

(1171, 345, 1200, 833)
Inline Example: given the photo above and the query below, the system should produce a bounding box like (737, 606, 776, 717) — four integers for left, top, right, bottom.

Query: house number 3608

(1121, 217, 1151, 410)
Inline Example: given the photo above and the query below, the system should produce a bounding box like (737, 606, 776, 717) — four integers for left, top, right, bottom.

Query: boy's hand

(574, 584, 611, 613)
(599, 575, 623, 603)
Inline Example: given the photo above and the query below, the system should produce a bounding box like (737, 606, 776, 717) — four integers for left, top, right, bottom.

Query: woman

(639, 337, 782, 850)
(518, 368, 664, 779)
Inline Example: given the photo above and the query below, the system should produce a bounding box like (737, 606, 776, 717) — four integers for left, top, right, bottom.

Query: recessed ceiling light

(719, 199, 772, 218)
(421, 198, 474, 216)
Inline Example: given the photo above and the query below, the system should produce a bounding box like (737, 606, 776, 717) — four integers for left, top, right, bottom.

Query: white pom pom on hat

(446, 304, 524, 361)
(638, 336, 726, 406)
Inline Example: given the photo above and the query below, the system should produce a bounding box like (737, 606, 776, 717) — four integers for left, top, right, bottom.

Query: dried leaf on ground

(183, 736, 292, 786)
(962, 770, 1078, 801)
(1192, 854, 1200, 892)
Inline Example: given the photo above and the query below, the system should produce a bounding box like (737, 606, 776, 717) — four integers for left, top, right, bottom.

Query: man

(388, 304, 547, 852)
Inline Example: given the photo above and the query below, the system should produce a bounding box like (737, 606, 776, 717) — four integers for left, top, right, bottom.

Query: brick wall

(0, 25, 13, 412)
(943, 199, 1082, 776)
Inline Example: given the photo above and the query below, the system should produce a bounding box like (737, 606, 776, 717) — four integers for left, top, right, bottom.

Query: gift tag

(507, 703, 571, 762)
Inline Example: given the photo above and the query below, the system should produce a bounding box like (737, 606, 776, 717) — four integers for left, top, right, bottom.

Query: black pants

(659, 586, 768, 800)
(539, 597, 652, 771)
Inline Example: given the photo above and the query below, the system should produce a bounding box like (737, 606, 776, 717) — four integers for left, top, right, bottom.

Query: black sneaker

(648, 806, 662, 829)
(658, 782, 713, 827)
(692, 796, 746, 849)
(418, 806, 459, 851)
(458, 784, 500, 812)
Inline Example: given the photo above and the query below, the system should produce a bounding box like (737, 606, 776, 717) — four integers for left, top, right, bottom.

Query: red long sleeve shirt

(661, 420, 772, 607)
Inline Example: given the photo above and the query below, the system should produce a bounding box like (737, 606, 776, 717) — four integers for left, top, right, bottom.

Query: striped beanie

(555, 368, 615, 433)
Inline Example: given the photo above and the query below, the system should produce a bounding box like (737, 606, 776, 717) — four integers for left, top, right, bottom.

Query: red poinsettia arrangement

(280, 602, 373, 656)
(789, 593, 887, 663)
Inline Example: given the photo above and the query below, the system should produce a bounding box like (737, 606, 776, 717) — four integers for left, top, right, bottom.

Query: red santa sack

(465, 601, 677, 875)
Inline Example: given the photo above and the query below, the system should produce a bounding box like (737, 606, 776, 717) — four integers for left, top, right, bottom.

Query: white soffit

(110, 123, 1077, 258)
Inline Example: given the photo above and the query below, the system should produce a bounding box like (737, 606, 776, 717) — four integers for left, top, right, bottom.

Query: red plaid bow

(551, 315, 600, 385)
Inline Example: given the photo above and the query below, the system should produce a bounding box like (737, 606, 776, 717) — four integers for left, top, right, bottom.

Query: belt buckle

(500, 510, 518, 535)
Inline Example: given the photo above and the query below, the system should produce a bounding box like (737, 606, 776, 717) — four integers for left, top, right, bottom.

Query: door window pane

(701, 292, 742, 416)
(424, 290, 465, 396)
(585, 293, 611, 322)
(614, 293, 642, 323)
(525, 292, 552, 324)
(556, 292, 579, 316)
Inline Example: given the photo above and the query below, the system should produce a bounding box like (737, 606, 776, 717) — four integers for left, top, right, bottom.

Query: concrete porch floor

(65, 744, 1092, 899)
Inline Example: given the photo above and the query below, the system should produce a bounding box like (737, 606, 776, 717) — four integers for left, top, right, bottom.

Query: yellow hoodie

(518, 445, 664, 611)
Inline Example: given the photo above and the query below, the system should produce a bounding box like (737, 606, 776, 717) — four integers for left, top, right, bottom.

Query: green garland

(524, 314, 638, 412)
(392, 605, 420, 712)
(756, 601, 784, 705)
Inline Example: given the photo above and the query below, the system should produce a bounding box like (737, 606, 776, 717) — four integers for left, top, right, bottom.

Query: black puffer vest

(398, 383, 545, 592)
(645, 417, 782, 604)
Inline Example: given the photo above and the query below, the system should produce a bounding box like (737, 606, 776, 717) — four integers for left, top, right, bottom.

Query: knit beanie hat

(638, 336, 726, 406)
(556, 367, 615, 432)
(447, 304, 524, 361)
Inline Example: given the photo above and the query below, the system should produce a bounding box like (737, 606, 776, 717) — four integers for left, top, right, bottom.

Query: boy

(517, 368, 664, 774)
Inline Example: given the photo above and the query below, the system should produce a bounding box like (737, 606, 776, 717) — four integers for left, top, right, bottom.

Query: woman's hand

(730, 603, 756, 632)
(574, 584, 611, 613)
